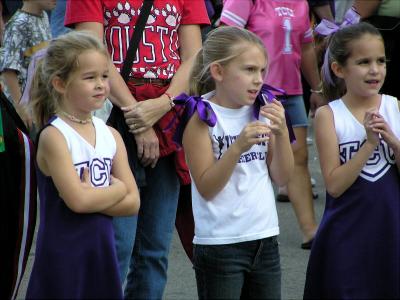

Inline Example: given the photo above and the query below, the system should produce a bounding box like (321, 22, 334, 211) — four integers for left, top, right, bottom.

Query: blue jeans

(193, 236, 281, 300)
(113, 155, 180, 299)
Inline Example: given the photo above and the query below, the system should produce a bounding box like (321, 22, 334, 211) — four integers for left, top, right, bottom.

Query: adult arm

(123, 24, 203, 133)
(310, 3, 335, 21)
(2, 70, 22, 104)
(101, 127, 140, 216)
(37, 126, 128, 213)
(315, 106, 377, 198)
(352, 0, 381, 18)
(301, 42, 325, 117)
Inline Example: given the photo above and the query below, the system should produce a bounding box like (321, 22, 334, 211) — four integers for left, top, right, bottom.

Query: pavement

(17, 122, 325, 300)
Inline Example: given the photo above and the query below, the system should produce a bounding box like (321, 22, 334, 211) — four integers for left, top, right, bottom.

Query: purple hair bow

(314, 7, 360, 36)
(166, 94, 217, 146)
(167, 83, 296, 146)
(315, 8, 360, 87)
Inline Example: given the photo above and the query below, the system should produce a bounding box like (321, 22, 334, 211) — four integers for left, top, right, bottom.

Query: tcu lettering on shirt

(339, 140, 395, 182)
(103, 2, 182, 79)
(274, 6, 294, 17)
(75, 158, 113, 187)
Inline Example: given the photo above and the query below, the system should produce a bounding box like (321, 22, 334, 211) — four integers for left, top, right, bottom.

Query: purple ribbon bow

(166, 83, 296, 146)
(314, 7, 360, 36)
(167, 94, 217, 146)
(315, 8, 360, 87)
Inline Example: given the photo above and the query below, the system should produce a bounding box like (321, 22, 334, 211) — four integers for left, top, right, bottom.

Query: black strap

(120, 0, 154, 82)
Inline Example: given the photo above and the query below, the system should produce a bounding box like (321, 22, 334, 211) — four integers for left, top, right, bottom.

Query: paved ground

(17, 123, 325, 300)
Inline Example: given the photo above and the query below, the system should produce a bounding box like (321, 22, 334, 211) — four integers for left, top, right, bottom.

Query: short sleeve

(181, 0, 210, 25)
(220, 0, 253, 28)
(64, 0, 104, 27)
(0, 27, 25, 73)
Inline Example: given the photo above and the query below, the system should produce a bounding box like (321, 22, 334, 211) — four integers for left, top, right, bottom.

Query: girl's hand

(260, 99, 287, 136)
(370, 113, 400, 152)
(234, 121, 270, 153)
(363, 108, 380, 146)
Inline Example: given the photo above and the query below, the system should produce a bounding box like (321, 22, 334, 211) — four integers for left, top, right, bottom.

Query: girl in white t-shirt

(181, 26, 293, 299)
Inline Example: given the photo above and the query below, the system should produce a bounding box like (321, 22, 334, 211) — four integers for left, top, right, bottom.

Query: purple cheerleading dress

(26, 116, 122, 299)
(304, 95, 400, 299)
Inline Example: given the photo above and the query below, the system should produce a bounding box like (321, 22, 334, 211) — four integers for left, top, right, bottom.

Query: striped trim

(221, 10, 247, 27)
(304, 28, 313, 39)
(11, 130, 36, 300)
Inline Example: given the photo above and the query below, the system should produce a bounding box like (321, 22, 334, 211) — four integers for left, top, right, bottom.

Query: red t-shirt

(65, 0, 209, 80)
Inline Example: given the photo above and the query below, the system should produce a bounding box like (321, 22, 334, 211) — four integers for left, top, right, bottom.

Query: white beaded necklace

(59, 111, 92, 124)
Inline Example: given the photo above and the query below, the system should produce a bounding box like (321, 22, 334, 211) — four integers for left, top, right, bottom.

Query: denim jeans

(114, 155, 180, 299)
(193, 236, 281, 300)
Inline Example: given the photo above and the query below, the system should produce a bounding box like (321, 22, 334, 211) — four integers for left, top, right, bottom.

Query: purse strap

(120, 0, 154, 82)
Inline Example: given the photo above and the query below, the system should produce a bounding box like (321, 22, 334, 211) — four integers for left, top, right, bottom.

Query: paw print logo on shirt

(161, 4, 181, 27)
(147, 7, 160, 24)
(139, 67, 162, 79)
(162, 64, 175, 79)
(104, 9, 112, 26)
(113, 2, 136, 24)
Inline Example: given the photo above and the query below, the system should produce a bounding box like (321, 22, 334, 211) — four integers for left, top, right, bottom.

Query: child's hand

(260, 99, 287, 136)
(234, 121, 270, 153)
(363, 108, 380, 146)
(370, 112, 400, 152)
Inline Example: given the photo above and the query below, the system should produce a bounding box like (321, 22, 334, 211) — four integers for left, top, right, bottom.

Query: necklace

(59, 111, 92, 124)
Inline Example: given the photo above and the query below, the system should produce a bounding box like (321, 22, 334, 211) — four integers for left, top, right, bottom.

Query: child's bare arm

(101, 127, 140, 216)
(37, 126, 128, 213)
(316, 106, 377, 198)
(183, 113, 270, 200)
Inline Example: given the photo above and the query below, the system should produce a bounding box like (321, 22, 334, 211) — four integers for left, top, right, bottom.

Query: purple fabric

(20, 48, 47, 106)
(314, 7, 360, 36)
(170, 94, 217, 145)
(304, 166, 400, 298)
(169, 84, 295, 145)
(314, 7, 360, 89)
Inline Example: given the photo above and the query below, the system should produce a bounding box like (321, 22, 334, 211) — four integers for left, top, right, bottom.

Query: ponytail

(189, 48, 215, 96)
(30, 57, 58, 128)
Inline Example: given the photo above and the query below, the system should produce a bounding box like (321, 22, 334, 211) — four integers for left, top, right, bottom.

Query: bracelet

(310, 88, 323, 95)
(164, 92, 175, 109)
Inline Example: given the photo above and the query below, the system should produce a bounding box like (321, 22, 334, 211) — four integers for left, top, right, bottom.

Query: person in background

(0, 88, 37, 300)
(0, 0, 55, 123)
(50, 0, 69, 37)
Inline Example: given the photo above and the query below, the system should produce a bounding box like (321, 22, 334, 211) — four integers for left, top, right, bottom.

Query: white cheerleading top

(51, 116, 116, 187)
(329, 94, 400, 182)
(191, 92, 279, 245)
